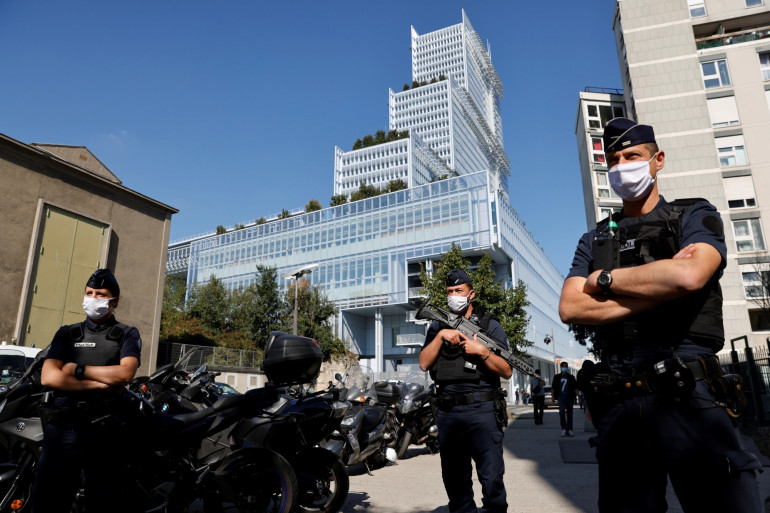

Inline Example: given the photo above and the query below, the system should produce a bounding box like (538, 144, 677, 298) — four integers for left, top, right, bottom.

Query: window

(591, 137, 606, 163)
(595, 171, 618, 199)
(715, 135, 748, 167)
(707, 96, 740, 127)
(702, 60, 731, 88)
(742, 270, 769, 299)
(746, 0, 763, 6)
(759, 52, 770, 81)
(599, 207, 621, 220)
(749, 310, 770, 331)
(724, 176, 757, 209)
(688, 0, 706, 17)
(587, 103, 624, 130)
(733, 218, 766, 252)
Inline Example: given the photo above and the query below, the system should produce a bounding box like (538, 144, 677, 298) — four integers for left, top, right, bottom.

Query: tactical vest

(68, 321, 127, 366)
(431, 313, 501, 387)
(592, 199, 724, 353)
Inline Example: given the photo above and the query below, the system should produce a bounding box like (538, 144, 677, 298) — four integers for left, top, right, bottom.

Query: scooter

(324, 366, 399, 474)
(394, 371, 439, 459)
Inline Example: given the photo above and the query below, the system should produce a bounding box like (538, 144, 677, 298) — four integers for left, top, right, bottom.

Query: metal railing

(718, 340, 770, 430)
(157, 342, 262, 370)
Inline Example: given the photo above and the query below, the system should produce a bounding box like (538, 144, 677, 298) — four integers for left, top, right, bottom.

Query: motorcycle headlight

(402, 398, 414, 413)
(340, 416, 356, 428)
(332, 400, 351, 418)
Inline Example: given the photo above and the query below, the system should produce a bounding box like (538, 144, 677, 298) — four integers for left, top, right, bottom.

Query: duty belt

(590, 355, 722, 398)
(437, 390, 496, 407)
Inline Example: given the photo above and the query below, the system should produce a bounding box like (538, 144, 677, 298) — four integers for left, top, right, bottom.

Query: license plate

(347, 432, 360, 452)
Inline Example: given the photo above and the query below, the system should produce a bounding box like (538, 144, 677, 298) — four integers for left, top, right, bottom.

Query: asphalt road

(338, 404, 770, 513)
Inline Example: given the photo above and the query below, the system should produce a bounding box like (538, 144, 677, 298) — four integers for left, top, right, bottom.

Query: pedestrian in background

(530, 369, 545, 425)
(552, 361, 578, 436)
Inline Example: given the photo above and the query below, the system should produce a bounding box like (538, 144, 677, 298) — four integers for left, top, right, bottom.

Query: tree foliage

(305, 198, 322, 212)
(419, 244, 532, 357)
(384, 179, 408, 193)
(160, 267, 346, 360)
(278, 209, 291, 219)
(216, 225, 227, 235)
(330, 194, 348, 206)
(350, 182, 380, 202)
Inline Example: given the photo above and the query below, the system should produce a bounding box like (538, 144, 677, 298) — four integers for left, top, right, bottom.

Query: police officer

(559, 118, 762, 512)
(419, 269, 512, 513)
(529, 369, 545, 424)
(32, 269, 141, 513)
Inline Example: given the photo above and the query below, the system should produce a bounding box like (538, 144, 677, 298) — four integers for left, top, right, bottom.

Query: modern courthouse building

(168, 11, 572, 384)
(575, 0, 770, 349)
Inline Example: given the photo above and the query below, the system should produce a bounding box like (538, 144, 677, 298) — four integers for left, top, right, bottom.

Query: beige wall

(0, 134, 176, 372)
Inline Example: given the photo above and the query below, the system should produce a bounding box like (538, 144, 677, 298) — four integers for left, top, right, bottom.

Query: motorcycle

(324, 366, 399, 474)
(394, 371, 439, 459)
(0, 346, 48, 512)
(135, 332, 352, 513)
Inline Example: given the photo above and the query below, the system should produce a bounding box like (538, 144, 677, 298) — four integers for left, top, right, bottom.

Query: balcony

(696, 26, 770, 50)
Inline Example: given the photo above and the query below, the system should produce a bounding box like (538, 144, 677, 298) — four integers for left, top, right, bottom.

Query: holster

(493, 388, 508, 429)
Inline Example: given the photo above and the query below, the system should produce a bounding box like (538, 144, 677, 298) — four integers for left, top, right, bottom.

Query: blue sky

(1, 0, 620, 276)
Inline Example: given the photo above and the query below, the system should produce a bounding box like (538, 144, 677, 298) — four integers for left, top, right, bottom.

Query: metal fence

(718, 341, 770, 429)
(157, 342, 262, 371)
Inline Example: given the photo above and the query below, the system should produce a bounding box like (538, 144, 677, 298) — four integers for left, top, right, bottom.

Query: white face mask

(83, 296, 114, 320)
(608, 153, 657, 201)
(447, 291, 472, 314)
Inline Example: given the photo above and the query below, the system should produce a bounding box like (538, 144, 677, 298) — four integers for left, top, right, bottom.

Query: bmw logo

(161, 403, 169, 412)
(15, 422, 25, 432)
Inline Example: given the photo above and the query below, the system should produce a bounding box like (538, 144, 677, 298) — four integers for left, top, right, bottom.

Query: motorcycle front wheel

(395, 429, 413, 460)
(292, 448, 349, 513)
(216, 449, 298, 513)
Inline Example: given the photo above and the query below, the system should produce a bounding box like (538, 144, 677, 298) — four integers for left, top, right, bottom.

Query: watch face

(599, 271, 611, 288)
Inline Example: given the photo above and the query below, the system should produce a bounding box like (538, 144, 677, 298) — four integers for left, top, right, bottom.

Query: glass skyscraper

(168, 11, 574, 384)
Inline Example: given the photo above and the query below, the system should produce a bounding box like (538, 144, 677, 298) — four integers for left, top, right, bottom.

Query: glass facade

(189, 172, 493, 307)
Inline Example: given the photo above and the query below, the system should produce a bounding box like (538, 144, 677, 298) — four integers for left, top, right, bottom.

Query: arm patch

(702, 215, 723, 237)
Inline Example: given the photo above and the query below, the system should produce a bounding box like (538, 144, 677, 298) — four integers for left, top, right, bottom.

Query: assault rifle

(416, 301, 536, 377)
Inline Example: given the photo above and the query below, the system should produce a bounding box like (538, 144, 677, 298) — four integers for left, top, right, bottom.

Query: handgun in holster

(493, 388, 508, 429)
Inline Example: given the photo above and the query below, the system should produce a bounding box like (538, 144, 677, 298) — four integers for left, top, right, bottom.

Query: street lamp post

(283, 264, 319, 335)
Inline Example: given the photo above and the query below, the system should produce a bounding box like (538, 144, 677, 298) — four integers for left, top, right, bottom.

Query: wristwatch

(597, 269, 613, 294)
(74, 363, 86, 380)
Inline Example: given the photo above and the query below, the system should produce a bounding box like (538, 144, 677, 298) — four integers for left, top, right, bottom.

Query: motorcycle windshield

(0, 345, 46, 385)
(341, 364, 377, 404)
(399, 370, 433, 413)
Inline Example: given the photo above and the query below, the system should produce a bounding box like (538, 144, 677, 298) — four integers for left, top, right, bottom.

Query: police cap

(446, 269, 472, 287)
(86, 268, 120, 297)
(602, 117, 656, 153)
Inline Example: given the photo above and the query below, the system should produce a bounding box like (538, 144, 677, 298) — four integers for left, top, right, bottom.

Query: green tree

(252, 265, 287, 348)
(234, 224, 245, 230)
(305, 198, 322, 212)
(399, 130, 409, 139)
(187, 275, 232, 334)
(351, 182, 380, 202)
(403, 83, 409, 91)
(387, 129, 399, 142)
(439, 74, 446, 81)
(430, 77, 437, 84)
(255, 217, 267, 225)
(374, 130, 386, 145)
(278, 209, 291, 219)
(419, 244, 532, 356)
(330, 194, 348, 206)
(216, 225, 227, 235)
(283, 278, 345, 358)
(385, 179, 408, 193)
(412, 80, 419, 89)
(362, 134, 374, 148)
(352, 139, 363, 150)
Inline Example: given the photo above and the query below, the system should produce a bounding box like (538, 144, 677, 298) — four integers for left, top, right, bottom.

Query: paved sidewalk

(339, 404, 770, 512)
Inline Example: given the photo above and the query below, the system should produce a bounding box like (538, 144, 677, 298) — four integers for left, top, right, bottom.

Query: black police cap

(86, 268, 120, 297)
(446, 269, 472, 287)
(602, 117, 656, 153)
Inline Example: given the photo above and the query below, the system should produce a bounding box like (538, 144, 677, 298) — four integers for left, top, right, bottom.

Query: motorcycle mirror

(334, 372, 342, 381)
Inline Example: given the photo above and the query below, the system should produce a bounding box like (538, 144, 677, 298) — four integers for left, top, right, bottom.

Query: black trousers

(31, 417, 130, 513)
(531, 395, 545, 424)
(595, 381, 762, 513)
(436, 400, 507, 513)
(558, 397, 574, 431)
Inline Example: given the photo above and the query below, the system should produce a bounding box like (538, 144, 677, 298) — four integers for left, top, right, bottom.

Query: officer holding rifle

(420, 269, 511, 513)
(559, 118, 761, 512)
